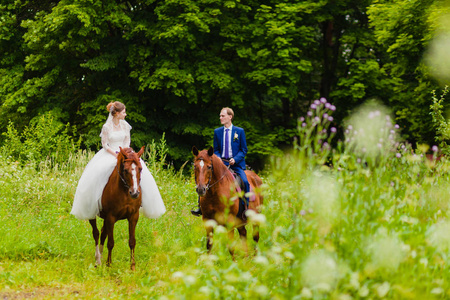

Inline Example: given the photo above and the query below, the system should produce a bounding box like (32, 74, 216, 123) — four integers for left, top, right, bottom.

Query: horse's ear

(117, 147, 125, 166)
(119, 146, 128, 157)
(192, 146, 199, 156)
(137, 146, 145, 158)
(207, 146, 214, 157)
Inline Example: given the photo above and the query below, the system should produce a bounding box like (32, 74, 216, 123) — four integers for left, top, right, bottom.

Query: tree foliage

(0, 0, 447, 168)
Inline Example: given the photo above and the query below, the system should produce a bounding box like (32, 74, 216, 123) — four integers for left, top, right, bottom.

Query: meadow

(0, 101, 449, 299)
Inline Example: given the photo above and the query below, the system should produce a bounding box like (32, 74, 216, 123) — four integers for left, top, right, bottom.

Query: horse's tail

(247, 171, 263, 205)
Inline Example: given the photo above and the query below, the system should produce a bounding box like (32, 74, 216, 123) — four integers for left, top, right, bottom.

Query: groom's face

(219, 109, 232, 126)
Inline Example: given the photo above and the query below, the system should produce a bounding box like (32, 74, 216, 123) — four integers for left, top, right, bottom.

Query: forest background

(1, 0, 450, 169)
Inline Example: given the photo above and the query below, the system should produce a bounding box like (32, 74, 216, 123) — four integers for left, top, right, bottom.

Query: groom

(191, 107, 250, 217)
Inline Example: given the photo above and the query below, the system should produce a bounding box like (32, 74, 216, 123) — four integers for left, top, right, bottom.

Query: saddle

(228, 169, 248, 220)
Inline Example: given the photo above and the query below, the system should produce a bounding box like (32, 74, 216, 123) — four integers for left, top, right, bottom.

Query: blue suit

(213, 126, 250, 203)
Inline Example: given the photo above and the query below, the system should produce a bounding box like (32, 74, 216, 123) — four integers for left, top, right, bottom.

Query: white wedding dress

(71, 118, 166, 220)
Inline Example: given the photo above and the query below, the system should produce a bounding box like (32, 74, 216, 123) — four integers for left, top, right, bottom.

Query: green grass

(0, 138, 449, 299)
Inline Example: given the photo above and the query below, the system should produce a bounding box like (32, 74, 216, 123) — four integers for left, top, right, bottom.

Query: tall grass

(0, 104, 449, 299)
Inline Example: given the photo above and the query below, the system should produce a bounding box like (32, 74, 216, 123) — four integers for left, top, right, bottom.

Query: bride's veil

(100, 111, 114, 138)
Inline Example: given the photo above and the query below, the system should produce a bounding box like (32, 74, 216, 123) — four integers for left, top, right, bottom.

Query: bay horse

(192, 146, 263, 255)
(89, 146, 145, 270)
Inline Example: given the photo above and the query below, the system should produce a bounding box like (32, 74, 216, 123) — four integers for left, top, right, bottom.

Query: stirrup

(191, 206, 202, 217)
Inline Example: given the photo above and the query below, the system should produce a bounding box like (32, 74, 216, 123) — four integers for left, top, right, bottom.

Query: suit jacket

(213, 125, 247, 170)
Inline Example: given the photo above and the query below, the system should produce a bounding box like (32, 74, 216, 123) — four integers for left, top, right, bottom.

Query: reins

(116, 164, 130, 190)
(116, 156, 140, 191)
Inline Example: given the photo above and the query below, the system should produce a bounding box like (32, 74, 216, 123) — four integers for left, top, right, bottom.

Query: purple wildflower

(328, 116, 334, 122)
(320, 97, 327, 103)
(396, 153, 401, 158)
(394, 124, 400, 129)
(432, 145, 439, 152)
(331, 127, 337, 133)
(307, 111, 313, 116)
(330, 105, 336, 111)
(323, 113, 329, 119)
(299, 117, 305, 122)
(302, 122, 307, 127)
(311, 104, 317, 109)
(325, 103, 331, 109)
(314, 116, 320, 123)
(314, 99, 321, 105)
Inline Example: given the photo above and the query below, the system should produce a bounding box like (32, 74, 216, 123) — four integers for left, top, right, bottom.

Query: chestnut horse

(192, 146, 263, 255)
(89, 146, 144, 270)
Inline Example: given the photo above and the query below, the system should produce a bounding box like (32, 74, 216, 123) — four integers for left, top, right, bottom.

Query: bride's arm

(101, 125, 118, 157)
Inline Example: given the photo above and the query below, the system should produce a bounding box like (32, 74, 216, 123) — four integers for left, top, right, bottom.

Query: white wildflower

(427, 220, 450, 252)
(204, 219, 217, 229)
(301, 250, 338, 291)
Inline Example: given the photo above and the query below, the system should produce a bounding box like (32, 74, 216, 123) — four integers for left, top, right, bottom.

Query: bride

(71, 101, 166, 220)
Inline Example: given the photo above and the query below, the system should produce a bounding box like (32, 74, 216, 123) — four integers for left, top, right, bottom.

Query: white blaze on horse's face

(131, 163, 139, 194)
(199, 160, 204, 170)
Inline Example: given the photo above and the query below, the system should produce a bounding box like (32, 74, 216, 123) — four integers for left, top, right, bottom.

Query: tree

(0, 0, 447, 168)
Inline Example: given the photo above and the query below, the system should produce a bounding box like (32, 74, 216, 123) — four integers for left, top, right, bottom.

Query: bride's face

(116, 108, 127, 120)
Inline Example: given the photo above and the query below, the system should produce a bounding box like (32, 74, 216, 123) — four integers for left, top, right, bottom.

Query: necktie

(225, 129, 230, 159)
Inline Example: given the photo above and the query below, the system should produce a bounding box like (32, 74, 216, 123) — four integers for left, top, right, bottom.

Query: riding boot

(191, 196, 202, 217)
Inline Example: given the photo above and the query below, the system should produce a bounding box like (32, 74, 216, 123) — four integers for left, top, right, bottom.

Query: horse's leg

(252, 224, 260, 254)
(99, 222, 107, 259)
(227, 228, 236, 258)
(206, 226, 214, 252)
(104, 217, 116, 266)
(128, 213, 139, 271)
(237, 225, 248, 255)
(89, 219, 102, 265)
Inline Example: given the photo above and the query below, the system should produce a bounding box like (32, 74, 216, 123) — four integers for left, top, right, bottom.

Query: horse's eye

(207, 166, 212, 170)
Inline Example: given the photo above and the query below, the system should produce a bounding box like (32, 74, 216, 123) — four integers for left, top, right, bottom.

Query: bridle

(116, 164, 130, 190)
(195, 156, 229, 192)
(116, 157, 141, 191)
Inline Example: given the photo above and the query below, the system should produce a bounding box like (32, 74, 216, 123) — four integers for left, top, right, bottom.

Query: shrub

(1, 111, 80, 165)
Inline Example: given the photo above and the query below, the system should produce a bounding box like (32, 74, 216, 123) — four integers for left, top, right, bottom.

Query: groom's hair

(221, 107, 234, 121)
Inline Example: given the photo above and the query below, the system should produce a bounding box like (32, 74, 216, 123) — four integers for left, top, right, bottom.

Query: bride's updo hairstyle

(106, 101, 125, 116)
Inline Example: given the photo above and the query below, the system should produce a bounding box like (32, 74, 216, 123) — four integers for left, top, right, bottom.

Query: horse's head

(117, 146, 145, 198)
(192, 146, 214, 196)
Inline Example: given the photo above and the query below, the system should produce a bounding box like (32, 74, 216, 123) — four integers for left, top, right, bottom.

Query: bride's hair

(106, 101, 125, 116)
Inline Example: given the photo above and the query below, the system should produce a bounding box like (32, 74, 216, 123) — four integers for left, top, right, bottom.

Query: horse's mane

(211, 154, 233, 180)
(120, 148, 140, 165)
